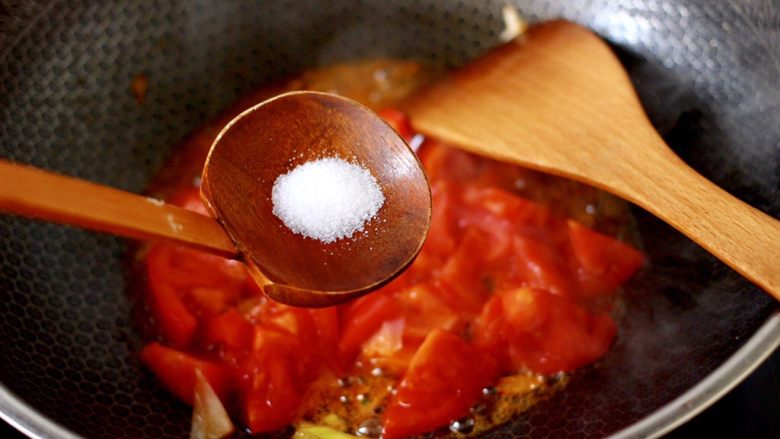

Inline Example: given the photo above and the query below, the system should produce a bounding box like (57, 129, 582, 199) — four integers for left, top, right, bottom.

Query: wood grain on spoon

(0, 159, 237, 257)
(202, 91, 431, 307)
(403, 20, 780, 299)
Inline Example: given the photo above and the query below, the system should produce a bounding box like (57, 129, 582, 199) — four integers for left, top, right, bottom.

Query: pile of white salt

(271, 157, 385, 243)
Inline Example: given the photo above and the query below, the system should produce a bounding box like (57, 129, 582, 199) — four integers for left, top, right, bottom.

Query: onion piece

(294, 424, 360, 439)
(190, 369, 234, 439)
(499, 3, 528, 42)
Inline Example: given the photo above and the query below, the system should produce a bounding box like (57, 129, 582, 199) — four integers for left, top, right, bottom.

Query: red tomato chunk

(139, 110, 644, 435)
(383, 329, 498, 439)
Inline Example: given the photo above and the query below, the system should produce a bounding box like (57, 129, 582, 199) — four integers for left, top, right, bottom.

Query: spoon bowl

(201, 91, 430, 306)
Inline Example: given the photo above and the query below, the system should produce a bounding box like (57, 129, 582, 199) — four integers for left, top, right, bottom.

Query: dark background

(1, 346, 777, 438)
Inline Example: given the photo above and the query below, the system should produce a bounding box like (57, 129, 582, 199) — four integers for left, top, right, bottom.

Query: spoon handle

(0, 160, 237, 257)
(619, 145, 780, 300)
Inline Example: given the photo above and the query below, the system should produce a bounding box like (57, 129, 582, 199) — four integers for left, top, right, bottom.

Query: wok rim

(0, 312, 777, 439)
(609, 311, 780, 439)
(0, 2, 777, 436)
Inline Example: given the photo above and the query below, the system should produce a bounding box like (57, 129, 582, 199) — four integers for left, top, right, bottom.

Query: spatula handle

(622, 148, 780, 300)
(0, 160, 237, 257)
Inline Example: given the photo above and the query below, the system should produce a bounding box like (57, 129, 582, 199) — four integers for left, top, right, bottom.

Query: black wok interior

(0, 1, 777, 438)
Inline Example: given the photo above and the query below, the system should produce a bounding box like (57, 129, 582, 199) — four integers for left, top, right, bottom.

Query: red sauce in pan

(131, 60, 644, 438)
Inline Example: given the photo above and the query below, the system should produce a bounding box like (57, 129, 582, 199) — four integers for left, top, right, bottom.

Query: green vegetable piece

(294, 424, 360, 439)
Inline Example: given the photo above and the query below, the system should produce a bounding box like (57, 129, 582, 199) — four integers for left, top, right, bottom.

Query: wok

(0, 0, 778, 438)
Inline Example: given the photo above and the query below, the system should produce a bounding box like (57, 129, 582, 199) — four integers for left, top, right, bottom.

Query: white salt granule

(271, 157, 385, 243)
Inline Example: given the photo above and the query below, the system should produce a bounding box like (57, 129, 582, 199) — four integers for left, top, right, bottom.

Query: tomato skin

(306, 307, 344, 373)
(461, 186, 555, 233)
(383, 329, 498, 439)
(394, 283, 460, 346)
(417, 141, 451, 182)
(146, 243, 247, 292)
(338, 293, 400, 360)
(423, 180, 460, 257)
(377, 108, 414, 142)
(250, 302, 344, 371)
(146, 274, 197, 349)
(145, 243, 248, 324)
(567, 220, 645, 296)
(437, 227, 493, 316)
(168, 186, 210, 215)
(473, 288, 617, 375)
(244, 353, 301, 433)
(511, 236, 574, 297)
(528, 301, 616, 374)
(358, 283, 464, 375)
(239, 326, 316, 433)
(204, 308, 253, 350)
(140, 342, 229, 405)
(418, 142, 482, 183)
(186, 286, 233, 317)
(145, 242, 250, 346)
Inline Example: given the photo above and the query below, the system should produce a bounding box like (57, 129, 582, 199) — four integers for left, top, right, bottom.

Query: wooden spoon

(0, 160, 237, 256)
(201, 91, 430, 306)
(0, 92, 431, 307)
(403, 20, 780, 300)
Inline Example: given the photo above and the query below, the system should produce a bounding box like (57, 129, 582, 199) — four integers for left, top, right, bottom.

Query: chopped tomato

(438, 227, 494, 315)
(140, 343, 229, 405)
(394, 283, 460, 346)
(168, 186, 210, 215)
(306, 307, 340, 345)
(461, 186, 554, 231)
(203, 308, 253, 350)
(360, 284, 463, 374)
(146, 243, 248, 343)
(417, 140, 451, 182)
(186, 287, 233, 318)
(383, 329, 498, 439)
(531, 299, 616, 373)
(239, 326, 317, 433)
(423, 180, 459, 257)
(145, 242, 249, 326)
(262, 304, 307, 336)
(338, 293, 400, 360)
(511, 236, 574, 297)
(146, 243, 248, 291)
(567, 220, 645, 296)
(305, 307, 343, 372)
(377, 108, 414, 141)
(243, 351, 302, 432)
(138, 107, 644, 438)
(247, 302, 343, 370)
(361, 318, 405, 359)
(146, 275, 197, 348)
(418, 142, 482, 183)
(473, 288, 617, 374)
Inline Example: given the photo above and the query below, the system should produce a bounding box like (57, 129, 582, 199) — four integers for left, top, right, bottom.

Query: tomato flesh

(383, 329, 498, 439)
(568, 219, 645, 296)
(474, 288, 617, 374)
(204, 308, 253, 350)
(240, 327, 313, 432)
(140, 342, 229, 405)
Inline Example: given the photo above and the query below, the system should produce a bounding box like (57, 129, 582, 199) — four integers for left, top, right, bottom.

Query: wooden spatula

(403, 20, 780, 300)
